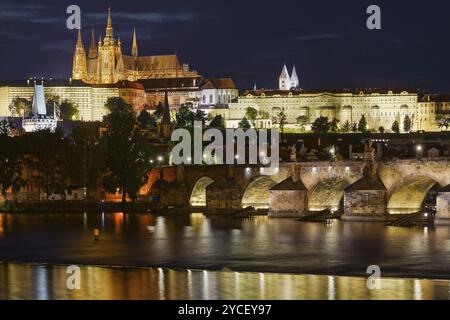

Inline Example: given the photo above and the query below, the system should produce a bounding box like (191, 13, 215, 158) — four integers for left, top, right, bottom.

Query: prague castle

(73, 8, 198, 84)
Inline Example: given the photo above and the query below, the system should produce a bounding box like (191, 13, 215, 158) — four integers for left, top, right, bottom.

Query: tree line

(0, 98, 155, 204)
(239, 107, 415, 134)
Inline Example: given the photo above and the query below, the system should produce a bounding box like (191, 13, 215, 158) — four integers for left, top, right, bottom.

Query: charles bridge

(146, 158, 450, 224)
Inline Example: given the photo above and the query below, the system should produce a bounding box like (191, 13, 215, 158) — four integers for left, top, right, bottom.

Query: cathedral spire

(104, 7, 114, 45)
(76, 29, 83, 48)
(161, 88, 171, 125)
(88, 29, 98, 59)
(132, 27, 138, 59)
(73, 29, 87, 81)
(290, 65, 299, 89)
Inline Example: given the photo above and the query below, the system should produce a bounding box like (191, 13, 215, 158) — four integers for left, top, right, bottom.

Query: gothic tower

(132, 27, 138, 60)
(290, 65, 299, 89)
(88, 29, 98, 59)
(72, 29, 87, 81)
(279, 63, 290, 91)
(98, 8, 118, 84)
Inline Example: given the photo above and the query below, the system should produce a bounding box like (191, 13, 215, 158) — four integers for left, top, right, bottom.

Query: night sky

(1, 0, 450, 92)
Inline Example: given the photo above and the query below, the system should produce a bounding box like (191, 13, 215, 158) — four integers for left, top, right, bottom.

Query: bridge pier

(435, 185, 450, 225)
(269, 177, 308, 218)
(160, 166, 189, 208)
(342, 162, 387, 221)
(205, 178, 242, 213)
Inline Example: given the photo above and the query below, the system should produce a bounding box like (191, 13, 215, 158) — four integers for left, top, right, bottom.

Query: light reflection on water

(0, 212, 450, 280)
(0, 263, 449, 300)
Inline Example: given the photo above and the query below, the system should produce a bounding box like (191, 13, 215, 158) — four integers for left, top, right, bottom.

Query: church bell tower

(279, 63, 291, 91)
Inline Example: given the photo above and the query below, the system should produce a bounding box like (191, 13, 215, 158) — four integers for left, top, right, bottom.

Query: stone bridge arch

(308, 177, 350, 212)
(189, 176, 215, 207)
(379, 160, 450, 195)
(387, 175, 441, 214)
(241, 176, 277, 209)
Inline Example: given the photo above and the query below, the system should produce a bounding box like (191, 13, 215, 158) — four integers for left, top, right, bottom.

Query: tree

(175, 105, 195, 128)
(9, 97, 31, 117)
(194, 109, 207, 125)
(103, 97, 154, 203)
(330, 118, 340, 133)
(67, 122, 106, 199)
(296, 115, 308, 132)
(209, 115, 225, 129)
(238, 117, 251, 130)
(391, 120, 400, 134)
(439, 117, 450, 131)
(59, 100, 79, 120)
(22, 129, 70, 200)
(403, 115, 412, 133)
(0, 132, 24, 202)
(342, 120, 351, 133)
(378, 126, 385, 133)
(351, 122, 357, 132)
(245, 107, 258, 126)
(138, 109, 151, 128)
(277, 110, 287, 135)
(0, 120, 11, 136)
(45, 95, 60, 118)
(358, 115, 368, 133)
(154, 102, 164, 121)
(311, 116, 330, 134)
(259, 110, 270, 119)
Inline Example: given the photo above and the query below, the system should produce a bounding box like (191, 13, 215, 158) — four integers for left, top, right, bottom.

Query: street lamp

(416, 145, 423, 160)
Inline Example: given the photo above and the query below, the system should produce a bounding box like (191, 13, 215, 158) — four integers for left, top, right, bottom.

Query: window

(209, 94, 213, 104)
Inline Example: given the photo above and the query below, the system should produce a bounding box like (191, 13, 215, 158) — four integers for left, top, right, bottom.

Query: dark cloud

(0, 0, 450, 92)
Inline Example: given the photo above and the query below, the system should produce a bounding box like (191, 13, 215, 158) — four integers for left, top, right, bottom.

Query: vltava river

(0, 212, 450, 299)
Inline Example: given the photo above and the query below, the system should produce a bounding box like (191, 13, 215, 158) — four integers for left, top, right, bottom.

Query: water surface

(0, 213, 450, 279)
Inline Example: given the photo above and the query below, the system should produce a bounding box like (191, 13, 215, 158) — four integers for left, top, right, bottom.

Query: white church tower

(290, 65, 299, 89)
(22, 84, 57, 133)
(279, 63, 291, 90)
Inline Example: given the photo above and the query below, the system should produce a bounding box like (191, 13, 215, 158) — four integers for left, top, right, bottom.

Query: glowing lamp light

(158, 156, 163, 162)
(416, 145, 423, 152)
